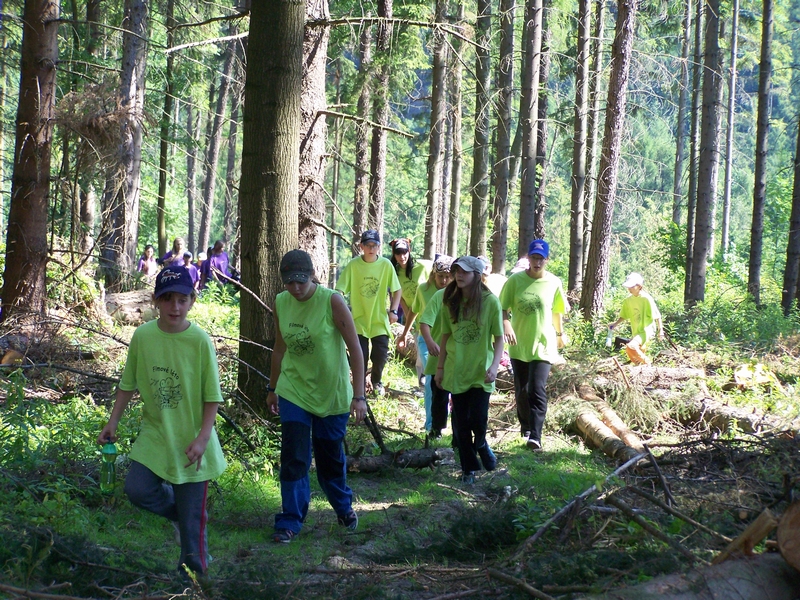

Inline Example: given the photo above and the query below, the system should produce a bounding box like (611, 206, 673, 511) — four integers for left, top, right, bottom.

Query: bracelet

(556, 332, 562, 336)
(267, 386, 276, 393)
(389, 309, 398, 315)
(352, 396, 367, 403)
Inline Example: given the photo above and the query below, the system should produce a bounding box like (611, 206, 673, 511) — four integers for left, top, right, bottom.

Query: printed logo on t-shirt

(151, 366, 182, 410)
(518, 291, 543, 316)
(404, 280, 418, 299)
(453, 320, 481, 345)
(360, 277, 380, 298)
(285, 324, 315, 356)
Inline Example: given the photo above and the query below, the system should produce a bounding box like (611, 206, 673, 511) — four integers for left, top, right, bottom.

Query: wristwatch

(389, 309, 398, 315)
(352, 396, 367, 403)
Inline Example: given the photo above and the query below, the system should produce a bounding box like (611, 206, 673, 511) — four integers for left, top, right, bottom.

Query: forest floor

(0, 295, 798, 599)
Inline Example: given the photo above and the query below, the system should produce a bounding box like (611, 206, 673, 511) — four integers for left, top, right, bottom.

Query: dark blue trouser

(451, 387, 490, 474)
(124, 460, 209, 574)
(358, 334, 389, 386)
(511, 358, 552, 442)
(275, 398, 353, 534)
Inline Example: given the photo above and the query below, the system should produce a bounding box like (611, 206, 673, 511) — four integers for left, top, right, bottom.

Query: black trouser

(358, 334, 389, 386)
(511, 358, 552, 443)
(450, 387, 490, 474)
(429, 375, 450, 433)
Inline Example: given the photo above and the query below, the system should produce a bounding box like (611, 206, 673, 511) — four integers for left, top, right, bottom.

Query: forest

(0, 0, 799, 598)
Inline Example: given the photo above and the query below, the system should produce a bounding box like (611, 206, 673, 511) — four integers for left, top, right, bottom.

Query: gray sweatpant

(124, 460, 210, 574)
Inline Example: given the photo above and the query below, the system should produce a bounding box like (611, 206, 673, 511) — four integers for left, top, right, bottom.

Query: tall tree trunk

(223, 87, 241, 246)
(672, 0, 692, 226)
(99, 0, 148, 291)
(0, 29, 6, 235)
(369, 0, 393, 234)
(1, 0, 59, 321)
(424, 0, 448, 259)
(330, 59, 343, 286)
(439, 94, 453, 253)
(353, 21, 372, 251)
(238, 0, 303, 410)
(491, 0, 515, 271)
(198, 30, 238, 255)
(684, 0, 704, 303)
(517, 0, 542, 258)
(469, 0, 491, 257)
(721, 0, 740, 257)
(447, 1, 465, 257)
(583, 0, 605, 269)
(747, 0, 773, 305)
(80, 185, 96, 255)
(156, 0, 175, 258)
(782, 116, 800, 316)
(579, 0, 637, 319)
(298, 0, 330, 281)
(533, 15, 550, 240)
(86, 0, 101, 56)
(688, 0, 723, 304)
(185, 104, 199, 258)
(569, 0, 591, 293)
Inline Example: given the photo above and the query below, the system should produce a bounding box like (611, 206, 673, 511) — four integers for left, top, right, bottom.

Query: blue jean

(416, 334, 429, 385)
(450, 387, 490, 474)
(275, 398, 353, 534)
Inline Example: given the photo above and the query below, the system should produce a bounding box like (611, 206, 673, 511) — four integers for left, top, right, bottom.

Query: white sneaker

(526, 437, 542, 451)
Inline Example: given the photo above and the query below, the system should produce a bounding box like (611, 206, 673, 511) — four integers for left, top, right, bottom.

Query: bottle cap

(102, 442, 117, 456)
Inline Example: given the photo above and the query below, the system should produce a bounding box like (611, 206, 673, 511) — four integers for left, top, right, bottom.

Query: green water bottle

(100, 442, 117, 494)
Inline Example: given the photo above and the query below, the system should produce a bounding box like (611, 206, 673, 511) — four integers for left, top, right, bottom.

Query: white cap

(622, 272, 644, 288)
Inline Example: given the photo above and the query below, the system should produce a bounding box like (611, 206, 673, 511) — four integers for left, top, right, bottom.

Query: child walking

(434, 256, 504, 483)
(608, 272, 664, 365)
(98, 266, 227, 576)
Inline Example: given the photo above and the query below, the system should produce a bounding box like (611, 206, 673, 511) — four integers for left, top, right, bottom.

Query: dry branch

(643, 444, 675, 506)
(486, 568, 555, 600)
(347, 448, 451, 472)
(712, 508, 777, 564)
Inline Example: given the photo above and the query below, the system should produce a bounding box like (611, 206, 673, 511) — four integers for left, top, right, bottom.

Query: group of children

(99, 231, 663, 575)
(136, 237, 233, 291)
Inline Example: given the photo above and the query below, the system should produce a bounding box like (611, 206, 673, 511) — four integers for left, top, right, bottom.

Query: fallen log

(575, 408, 641, 462)
(578, 385, 644, 452)
(685, 396, 800, 436)
(347, 448, 454, 473)
(778, 501, 800, 572)
(578, 552, 800, 599)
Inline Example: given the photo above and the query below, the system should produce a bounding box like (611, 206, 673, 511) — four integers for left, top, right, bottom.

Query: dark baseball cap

(280, 249, 315, 284)
(154, 266, 195, 298)
(452, 256, 485, 274)
(361, 229, 381, 244)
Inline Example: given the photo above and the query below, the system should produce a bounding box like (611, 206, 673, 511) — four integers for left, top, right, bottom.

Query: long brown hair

(443, 270, 489, 323)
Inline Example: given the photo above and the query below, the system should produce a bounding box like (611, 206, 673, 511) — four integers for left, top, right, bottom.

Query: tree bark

(684, 0, 703, 303)
(298, 0, 330, 282)
(198, 30, 238, 255)
(517, 0, 542, 258)
(185, 103, 199, 258)
(579, 0, 637, 319)
(781, 116, 800, 315)
(469, 0, 492, 257)
(720, 0, 740, 256)
(447, 2, 464, 258)
(238, 0, 303, 409)
(424, 0, 448, 260)
(688, 0, 723, 304)
(369, 0, 393, 234)
(490, 0, 515, 272)
(568, 0, 590, 293)
(98, 0, 148, 291)
(747, 0, 773, 305)
(223, 85, 241, 246)
(1, 0, 60, 321)
(156, 0, 175, 259)
(353, 21, 372, 252)
(672, 0, 692, 226)
(533, 16, 550, 240)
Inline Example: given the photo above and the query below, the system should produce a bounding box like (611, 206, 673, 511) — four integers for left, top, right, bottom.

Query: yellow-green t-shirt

(119, 320, 227, 484)
(438, 292, 503, 394)
(499, 271, 568, 363)
(275, 286, 352, 417)
(397, 261, 430, 309)
(619, 290, 661, 347)
(336, 256, 401, 338)
(419, 287, 446, 376)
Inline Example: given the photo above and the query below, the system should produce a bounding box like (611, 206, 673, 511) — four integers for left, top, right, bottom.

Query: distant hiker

(98, 266, 226, 577)
(435, 256, 503, 484)
(608, 272, 664, 365)
(391, 238, 431, 383)
(268, 250, 366, 543)
(499, 239, 568, 451)
(183, 252, 200, 290)
(200, 240, 232, 289)
(477, 254, 507, 297)
(158, 237, 187, 267)
(137, 244, 158, 279)
(416, 255, 454, 438)
(336, 229, 402, 397)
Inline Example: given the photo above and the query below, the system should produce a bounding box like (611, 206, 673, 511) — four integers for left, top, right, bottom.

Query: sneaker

(526, 437, 542, 451)
(272, 529, 296, 544)
(337, 509, 358, 531)
(460, 472, 475, 484)
(477, 444, 497, 471)
(373, 383, 385, 397)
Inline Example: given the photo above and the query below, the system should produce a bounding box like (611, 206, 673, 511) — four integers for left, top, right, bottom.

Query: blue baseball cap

(528, 239, 550, 258)
(154, 266, 195, 298)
